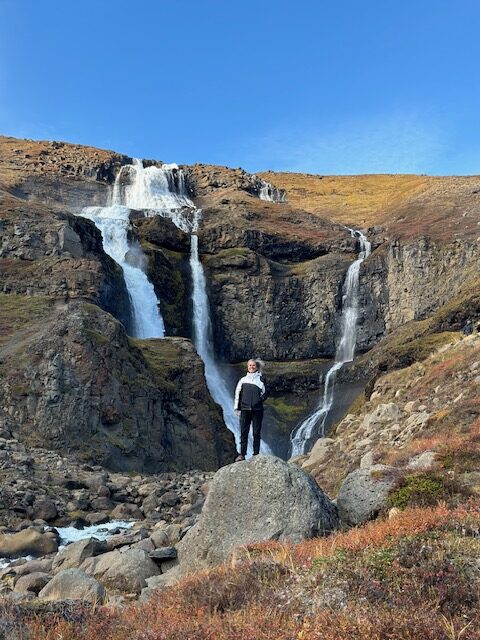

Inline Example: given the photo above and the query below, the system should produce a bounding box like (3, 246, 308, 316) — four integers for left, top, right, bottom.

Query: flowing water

(81, 161, 172, 338)
(0, 521, 134, 569)
(258, 180, 287, 202)
(102, 161, 269, 453)
(290, 229, 371, 456)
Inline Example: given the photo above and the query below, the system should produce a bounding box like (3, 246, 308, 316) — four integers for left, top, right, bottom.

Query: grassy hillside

(258, 171, 480, 242)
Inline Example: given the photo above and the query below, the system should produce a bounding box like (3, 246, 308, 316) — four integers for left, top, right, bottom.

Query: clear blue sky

(1, 0, 479, 174)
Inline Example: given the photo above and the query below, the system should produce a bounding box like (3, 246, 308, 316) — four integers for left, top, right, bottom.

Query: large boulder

(336, 465, 397, 527)
(52, 538, 107, 574)
(14, 572, 51, 595)
(38, 568, 106, 603)
(81, 548, 160, 594)
(0, 528, 58, 558)
(177, 455, 338, 572)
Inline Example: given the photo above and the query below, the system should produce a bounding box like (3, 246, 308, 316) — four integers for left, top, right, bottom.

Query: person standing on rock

(234, 359, 268, 461)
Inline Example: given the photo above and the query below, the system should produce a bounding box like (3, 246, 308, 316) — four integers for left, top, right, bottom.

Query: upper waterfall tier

(112, 159, 194, 232)
(258, 179, 287, 202)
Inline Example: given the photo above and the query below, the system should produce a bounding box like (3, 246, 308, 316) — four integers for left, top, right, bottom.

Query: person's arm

(234, 378, 243, 411)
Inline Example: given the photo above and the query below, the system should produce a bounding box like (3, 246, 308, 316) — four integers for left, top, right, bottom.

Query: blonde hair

(254, 358, 265, 372)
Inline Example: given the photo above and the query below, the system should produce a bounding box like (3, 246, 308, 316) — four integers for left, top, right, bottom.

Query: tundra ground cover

(19, 502, 480, 640)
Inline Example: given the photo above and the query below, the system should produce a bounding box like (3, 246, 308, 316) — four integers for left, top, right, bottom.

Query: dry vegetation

(12, 502, 479, 639)
(258, 171, 480, 242)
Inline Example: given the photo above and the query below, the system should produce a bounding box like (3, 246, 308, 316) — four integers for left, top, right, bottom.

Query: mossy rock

(388, 471, 470, 509)
(0, 293, 56, 345)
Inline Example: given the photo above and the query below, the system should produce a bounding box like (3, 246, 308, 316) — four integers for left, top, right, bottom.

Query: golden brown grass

(257, 173, 428, 226)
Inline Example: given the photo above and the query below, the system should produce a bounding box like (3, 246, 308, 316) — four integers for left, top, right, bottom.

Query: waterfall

(290, 229, 371, 456)
(189, 211, 271, 454)
(113, 161, 269, 453)
(258, 180, 287, 202)
(80, 163, 170, 338)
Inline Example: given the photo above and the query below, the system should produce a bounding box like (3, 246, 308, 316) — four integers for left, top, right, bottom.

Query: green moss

(205, 247, 252, 261)
(0, 293, 55, 336)
(437, 446, 480, 474)
(389, 473, 451, 509)
(85, 329, 109, 346)
(345, 392, 367, 417)
(265, 396, 308, 422)
(385, 331, 458, 367)
(130, 338, 178, 392)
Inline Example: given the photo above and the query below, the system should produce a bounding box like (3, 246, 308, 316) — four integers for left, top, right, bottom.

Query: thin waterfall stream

(87, 159, 269, 453)
(290, 229, 371, 456)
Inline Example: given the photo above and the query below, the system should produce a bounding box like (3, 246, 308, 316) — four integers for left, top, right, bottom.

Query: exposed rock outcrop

(0, 298, 235, 472)
(336, 465, 397, 527)
(38, 568, 106, 603)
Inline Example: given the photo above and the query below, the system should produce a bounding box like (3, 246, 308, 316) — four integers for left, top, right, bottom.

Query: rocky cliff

(1, 134, 479, 467)
(0, 137, 235, 471)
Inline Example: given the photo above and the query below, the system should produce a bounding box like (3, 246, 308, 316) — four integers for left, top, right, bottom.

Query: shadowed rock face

(0, 299, 235, 472)
(0, 190, 133, 331)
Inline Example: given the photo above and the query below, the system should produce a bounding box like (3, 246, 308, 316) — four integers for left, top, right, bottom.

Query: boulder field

(0, 456, 337, 603)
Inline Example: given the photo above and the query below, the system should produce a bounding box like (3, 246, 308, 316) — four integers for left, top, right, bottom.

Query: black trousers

(240, 409, 263, 456)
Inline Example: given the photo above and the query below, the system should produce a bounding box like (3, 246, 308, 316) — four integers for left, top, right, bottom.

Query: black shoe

(235, 454, 245, 462)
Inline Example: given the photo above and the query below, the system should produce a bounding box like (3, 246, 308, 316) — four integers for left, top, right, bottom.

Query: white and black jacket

(234, 371, 268, 411)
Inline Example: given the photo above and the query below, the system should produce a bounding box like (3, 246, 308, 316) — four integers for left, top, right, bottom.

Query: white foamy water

(0, 521, 134, 569)
(110, 161, 270, 453)
(290, 229, 371, 456)
(55, 520, 134, 547)
(259, 180, 287, 202)
(81, 203, 165, 338)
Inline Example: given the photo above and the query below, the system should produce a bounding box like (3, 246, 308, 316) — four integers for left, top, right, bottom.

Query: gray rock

(110, 503, 143, 520)
(177, 455, 337, 572)
(164, 524, 183, 544)
(406, 450, 436, 470)
(15, 558, 53, 577)
(336, 465, 397, 527)
(14, 571, 51, 594)
(131, 538, 155, 552)
(160, 491, 180, 507)
(101, 548, 160, 594)
(52, 538, 107, 574)
(106, 528, 148, 551)
(38, 568, 106, 603)
(150, 529, 169, 548)
(85, 512, 109, 526)
(149, 547, 177, 561)
(32, 498, 58, 522)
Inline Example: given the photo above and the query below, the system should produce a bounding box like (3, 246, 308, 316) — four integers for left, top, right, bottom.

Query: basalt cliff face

(0, 137, 234, 471)
(1, 135, 479, 471)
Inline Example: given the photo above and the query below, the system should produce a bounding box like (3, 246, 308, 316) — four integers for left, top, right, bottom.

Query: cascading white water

(114, 159, 194, 230)
(81, 159, 197, 338)
(116, 161, 270, 453)
(189, 211, 271, 454)
(81, 165, 167, 338)
(290, 229, 371, 456)
(259, 180, 287, 202)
